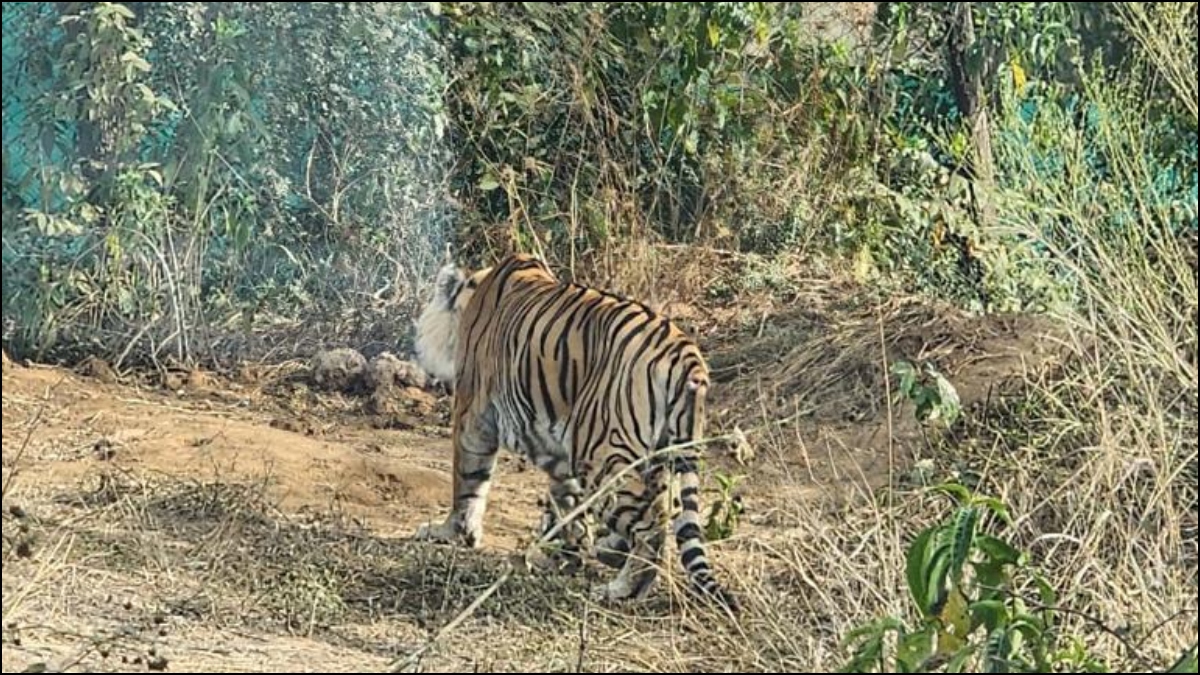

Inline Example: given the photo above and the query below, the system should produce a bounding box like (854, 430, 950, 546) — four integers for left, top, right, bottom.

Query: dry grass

(0, 440, 890, 672)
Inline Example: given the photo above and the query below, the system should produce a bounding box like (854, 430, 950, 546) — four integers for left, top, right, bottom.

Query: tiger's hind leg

(414, 397, 499, 548)
(532, 450, 592, 572)
(541, 498, 629, 570)
(671, 451, 740, 614)
(536, 481, 592, 572)
(590, 461, 668, 602)
(581, 490, 629, 569)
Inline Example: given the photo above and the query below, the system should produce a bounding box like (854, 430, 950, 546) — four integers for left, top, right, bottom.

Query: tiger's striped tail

(670, 365, 739, 614)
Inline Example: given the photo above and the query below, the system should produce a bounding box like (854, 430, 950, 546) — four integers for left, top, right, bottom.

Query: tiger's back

(414, 253, 736, 612)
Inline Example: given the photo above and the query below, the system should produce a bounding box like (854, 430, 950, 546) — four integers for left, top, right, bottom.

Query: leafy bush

(1, 1, 1196, 371)
(4, 3, 453, 366)
(841, 483, 1196, 673)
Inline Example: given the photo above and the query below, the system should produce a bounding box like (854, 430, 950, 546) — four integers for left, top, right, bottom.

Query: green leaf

(838, 616, 907, 673)
(110, 3, 136, 19)
(924, 537, 955, 616)
(973, 558, 1007, 601)
(946, 643, 976, 672)
(949, 506, 979, 585)
(120, 51, 152, 73)
(974, 534, 1021, 566)
(706, 19, 720, 47)
(907, 526, 937, 617)
(938, 585, 971, 657)
(1008, 614, 1046, 641)
(969, 599, 1008, 632)
(840, 615, 907, 646)
(915, 396, 934, 422)
(892, 360, 919, 398)
(896, 627, 934, 672)
(1031, 570, 1056, 606)
(928, 482, 973, 506)
(928, 366, 962, 425)
(983, 629, 1012, 673)
(1030, 570, 1057, 630)
(964, 494, 1012, 526)
(478, 173, 500, 191)
(1166, 645, 1197, 673)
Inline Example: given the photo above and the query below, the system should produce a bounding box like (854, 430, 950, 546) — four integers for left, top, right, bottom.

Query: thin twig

(2, 377, 65, 501)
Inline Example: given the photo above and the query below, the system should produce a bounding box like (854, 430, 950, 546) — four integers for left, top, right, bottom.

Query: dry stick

(385, 433, 739, 673)
(575, 602, 590, 674)
(2, 377, 66, 501)
(876, 303, 901, 609)
(1, 405, 45, 501)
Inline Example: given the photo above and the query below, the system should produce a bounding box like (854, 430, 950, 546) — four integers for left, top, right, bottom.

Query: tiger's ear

(434, 263, 466, 309)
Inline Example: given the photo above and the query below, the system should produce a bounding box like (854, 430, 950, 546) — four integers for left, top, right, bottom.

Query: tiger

(411, 252, 737, 612)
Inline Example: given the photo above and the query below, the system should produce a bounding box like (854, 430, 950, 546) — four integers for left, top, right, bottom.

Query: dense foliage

(3, 2, 1194, 366)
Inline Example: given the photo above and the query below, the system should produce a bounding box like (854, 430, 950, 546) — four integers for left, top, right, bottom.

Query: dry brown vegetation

(5, 241, 1194, 672)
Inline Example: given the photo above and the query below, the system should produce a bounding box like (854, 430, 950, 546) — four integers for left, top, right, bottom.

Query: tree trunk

(946, 2, 996, 228)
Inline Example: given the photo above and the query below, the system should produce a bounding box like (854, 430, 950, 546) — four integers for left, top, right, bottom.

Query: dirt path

(0, 361, 537, 547)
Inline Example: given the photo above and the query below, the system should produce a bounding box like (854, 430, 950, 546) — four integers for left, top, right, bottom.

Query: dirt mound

(0, 365, 454, 528)
(706, 289, 1066, 428)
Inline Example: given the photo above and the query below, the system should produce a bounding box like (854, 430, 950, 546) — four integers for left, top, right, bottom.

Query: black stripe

(671, 455, 698, 474)
(459, 468, 492, 482)
(535, 360, 555, 426)
(676, 522, 701, 542)
(681, 546, 708, 568)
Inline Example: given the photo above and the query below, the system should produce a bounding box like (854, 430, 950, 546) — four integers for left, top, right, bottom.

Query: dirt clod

(310, 347, 368, 393)
(366, 351, 429, 391)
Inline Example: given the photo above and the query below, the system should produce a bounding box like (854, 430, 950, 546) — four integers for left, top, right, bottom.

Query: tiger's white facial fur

(414, 263, 466, 385)
(413, 262, 488, 386)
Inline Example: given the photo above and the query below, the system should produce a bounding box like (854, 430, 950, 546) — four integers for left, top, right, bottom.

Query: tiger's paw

(589, 582, 621, 604)
(413, 519, 479, 548)
(537, 545, 585, 575)
(594, 532, 630, 569)
(590, 576, 637, 604)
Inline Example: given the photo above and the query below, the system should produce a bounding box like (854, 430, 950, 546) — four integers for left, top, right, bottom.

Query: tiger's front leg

(414, 402, 499, 548)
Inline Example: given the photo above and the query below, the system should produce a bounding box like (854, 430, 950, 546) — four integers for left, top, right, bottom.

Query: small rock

(93, 438, 116, 461)
(727, 425, 754, 465)
(77, 356, 118, 384)
(311, 348, 368, 393)
(366, 352, 428, 391)
(184, 369, 212, 392)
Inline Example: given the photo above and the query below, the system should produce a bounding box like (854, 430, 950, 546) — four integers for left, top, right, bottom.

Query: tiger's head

(414, 254, 557, 387)
(413, 261, 490, 386)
